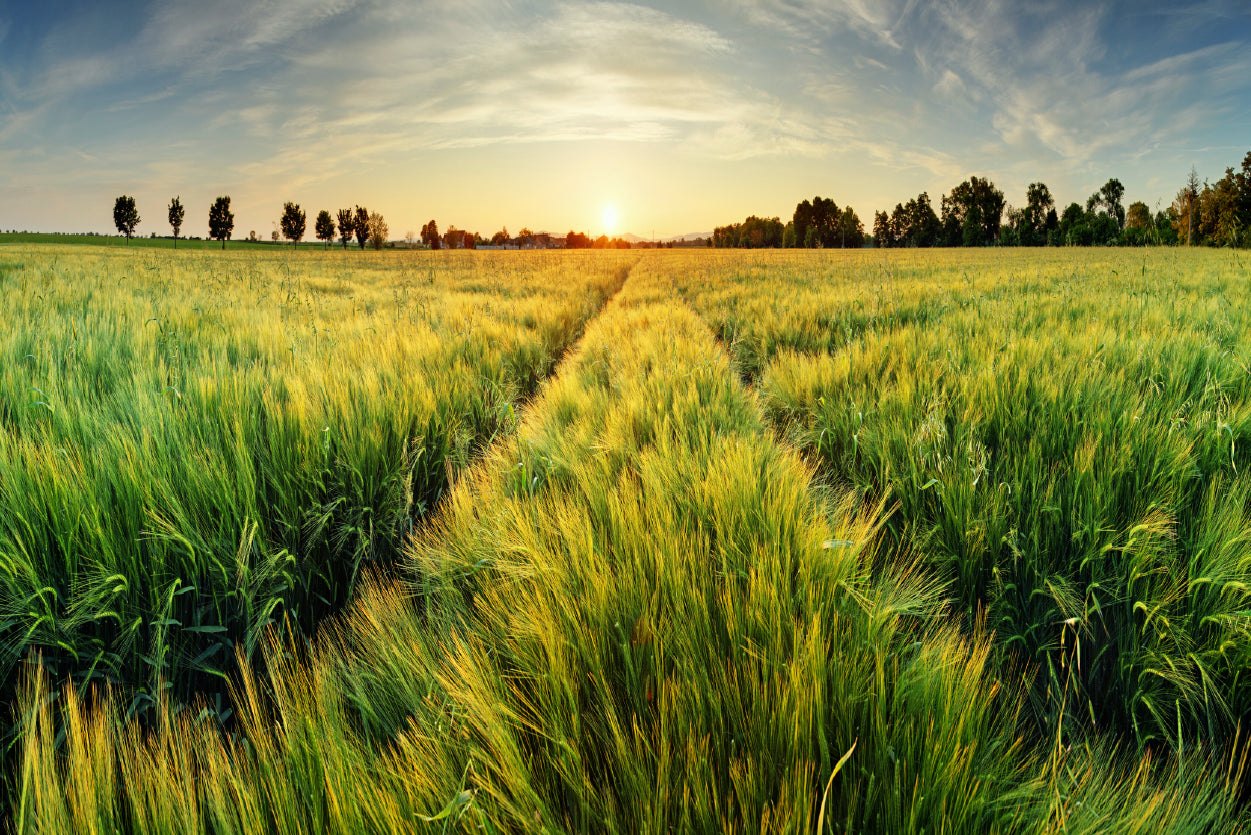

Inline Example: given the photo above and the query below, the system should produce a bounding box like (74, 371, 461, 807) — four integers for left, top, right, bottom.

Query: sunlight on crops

(0, 245, 631, 721)
(3, 245, 1250, 832)
(671, 246, 1251, 752)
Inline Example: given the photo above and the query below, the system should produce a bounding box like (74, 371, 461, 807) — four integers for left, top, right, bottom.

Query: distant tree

(712, 216, 783, 248)
(873, 210, 893, 248)
(1090, 212, 1120, 245)
(1172, 167, 1202, 246)
(367, 211, 388, 250)
(281, 202, 306, 248)
(1200, 170, 1243, 247)
(919, 194, 942, 246)
(589, 234, 630, 249)
(942, 177, 1004, 245)
(565, 230, 591, 249)
(405, 230, 416, 247)
(208, 196, 234, 249)
(1057, 202, 1085, 245)
(962, 202, 984, 247)
(792, 196, 840, 248)
(1237, 151, 1251, 235)
(885, 192, 939, 247)
(113, 195, 140, 243)
(442, 225, 461, 249)
(314, 210, 335, 248)
(167, 196, 185, 248)
(1078, 182, 1125, 245)
(999, 206, 1021, 246)
(1099, 178, 1126, 230)
(421, 220, 441, 249)
(490, 227, 509, 246)
(1019, 182, 1055, 245)
(1125, 202, 1151, 230)
(838, 207, 864, 248)
(349, 206, 367, 249)
(1122, 202, 1153, 246)
(1155, 210, 1179, 245)
(336, 209, 354, 249)
(517, 227, 535, 247)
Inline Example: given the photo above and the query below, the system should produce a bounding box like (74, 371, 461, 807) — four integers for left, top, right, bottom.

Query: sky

(1, 0, 1249, 240)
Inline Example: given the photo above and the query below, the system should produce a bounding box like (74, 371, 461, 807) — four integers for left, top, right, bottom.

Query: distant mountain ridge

(621, 231, 712, 243)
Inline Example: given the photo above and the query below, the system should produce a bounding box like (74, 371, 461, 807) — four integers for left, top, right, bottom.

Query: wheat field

(2, 244, 1249, 832)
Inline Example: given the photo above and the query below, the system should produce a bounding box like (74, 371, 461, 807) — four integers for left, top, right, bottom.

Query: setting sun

(602, 204, 619, 235)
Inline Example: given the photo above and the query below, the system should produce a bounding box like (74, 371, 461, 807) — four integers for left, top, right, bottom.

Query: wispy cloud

(187, 0, 830, 173)
(0, 0, 1248, 232)
(737, 0, 1251, 193)
(727, 0, 920, 48)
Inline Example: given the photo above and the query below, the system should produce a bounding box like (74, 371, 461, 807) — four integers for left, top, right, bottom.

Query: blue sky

(1, 0, 1248, 239)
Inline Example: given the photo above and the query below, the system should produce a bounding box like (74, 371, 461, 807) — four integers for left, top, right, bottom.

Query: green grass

(0, 245, 631, 729)
(671, 247, 1251, 752)
(4, 246, 1251, 832)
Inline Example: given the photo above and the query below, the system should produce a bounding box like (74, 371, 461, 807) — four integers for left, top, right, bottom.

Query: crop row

(11, 254, 1245, 832)
(0, 246, 631, 730)
(675, 247, 1251, 751)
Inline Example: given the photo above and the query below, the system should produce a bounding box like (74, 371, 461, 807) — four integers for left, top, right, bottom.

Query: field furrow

(675, 247, 1251, 755)
(0, 246, 632, 732)
(10, 254, 1245, 833)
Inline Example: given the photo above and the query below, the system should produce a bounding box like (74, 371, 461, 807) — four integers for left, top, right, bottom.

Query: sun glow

(602, 204, 619, 236)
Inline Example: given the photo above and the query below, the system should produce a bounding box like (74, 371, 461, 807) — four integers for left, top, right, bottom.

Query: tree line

(110, 197, 633, 253)
(712, 149, 1251, 249)
(712, 196, 866, 249)
(415, 223, 630, 250)
(111, 196, 390, 250)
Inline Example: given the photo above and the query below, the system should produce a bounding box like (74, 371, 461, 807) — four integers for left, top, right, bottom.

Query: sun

(602, 204, 619, 236)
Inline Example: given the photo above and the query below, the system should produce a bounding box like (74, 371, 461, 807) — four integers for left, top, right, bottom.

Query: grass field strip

(11, 253, 1248, 832)
(0, 246, 631, 742)
(673, 247, 1251, 756)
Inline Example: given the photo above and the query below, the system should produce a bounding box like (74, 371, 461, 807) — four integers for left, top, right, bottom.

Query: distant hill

(621, 231, 712, 244)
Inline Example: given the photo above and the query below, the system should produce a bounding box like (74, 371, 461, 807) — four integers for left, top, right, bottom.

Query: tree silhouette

(421, 220, 441, 250)
(208, 196, 234, 250)
(280, 202, 307, 248)
(315, 210, 335, 249)
(168, 196, 185, 248)
(962, 203, 984, 247)
(942, 177, 1004, 245)
(113, 195, 139, 243)
(1098, 178, 1126, 230)
(367, 212, 388, 250)
(353, 206, 370, 249)
(838, 206, 864, 248)
(792, 196, 840, 248)
(1021, 183, 1054, 245)
(336, 209, 353, 249)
